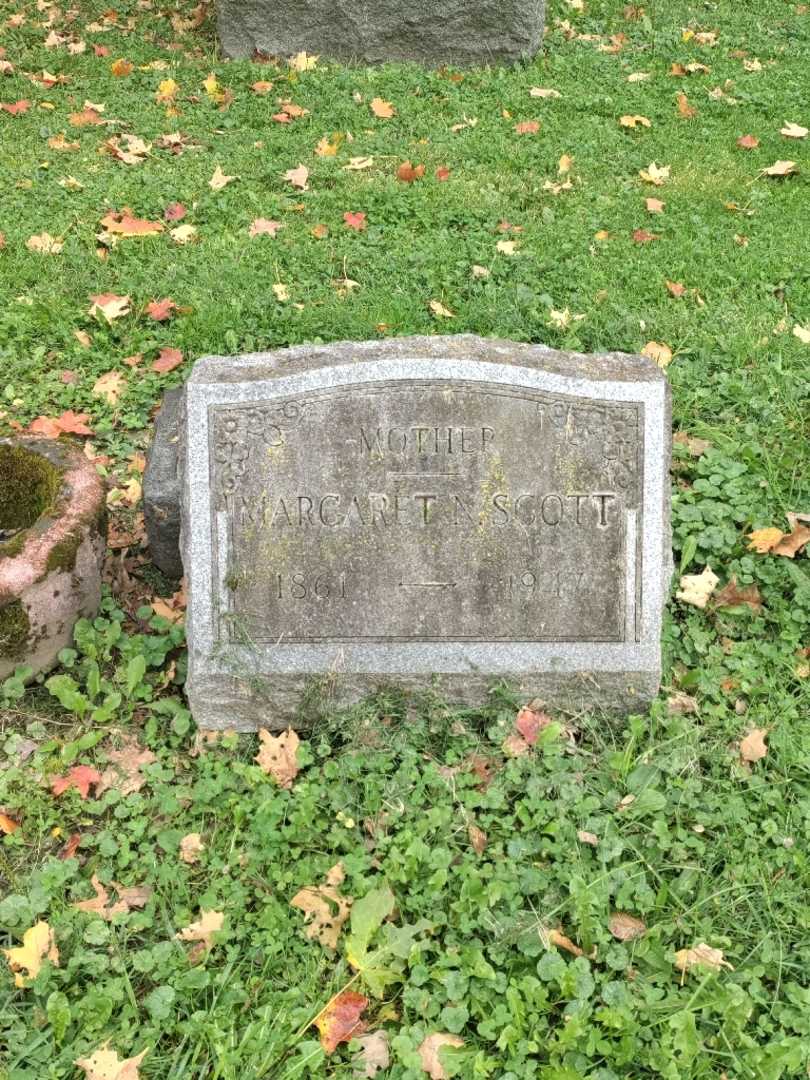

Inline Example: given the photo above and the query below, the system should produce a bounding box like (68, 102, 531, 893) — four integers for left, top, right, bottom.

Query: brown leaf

(418, 1033, 465, 1079)
(26, 232, 63, 254)
(548, 927, 585, 957)
(667, 691, 698, 715)
(633, 228, 659, 244)
(175, 909, 224, 952)
(69, 107, 105, 126)
(714, 576, 763, 612)
(773, 517, 810, 557)
(163, 201, 186, 221)
(619, 114, 651, 129)
(370, 97, 394, 118)
(739, 728, 768, 764)
(51, 765, 102, 799)
(468, 824, 487, 854)
(73, 873, 151, 919)
(179, 832, 204, 864)
(673, 431, 711, 456)
(316, 990, 368, 1053)
(666, 280, 687, 298)
(290, 862, 352, 949)
(353, 1030, 390, 1077)
(515, 706, 553, 745)
(577, 829, 598, 846)
(0, 812, 19, 834)
(146, 298, 178, 321)
(209, 164, 237, 191)
(397, 160, 426, 182)
(110, 57, 133, 76)
(737, 133, 760, 150)
(152, 347, 184, 374)
(609, 912, 647, 941)
(255, 728, 299, 788)
(59, 832, 82, 859)
(674, 942, 733, 974)
(99, 211, 164, 237)
(74, 1046, 148, 1080)
(676, 92, 697, 118)
(30, 410, 94, 438)
(96, 740, 156, 796)
(515, 119, 541, 134)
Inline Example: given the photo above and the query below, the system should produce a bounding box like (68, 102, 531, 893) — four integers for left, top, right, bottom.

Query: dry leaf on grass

(92, 371, 126, 406)
(96, 740, 156, 796)
(51, 765, 102, 798)
(316, 990, 368, 1052)
(209, 164, 237, 190)
(26, 232, 63, 254)
(639, 161, 671, 185)
(353, 1030, 390, 1077)
(642, 340, 673, 368)
(676, 566, 719, 608)
(284, 163, 309, 190)
(674, 942, 733, 975)
(370, 97, 394, 118)
(290, 862, 352, 949)
(577, 830, 599, 845)
(255, 728, 300, 788)
(546, 927, 587, 957)
(418, 1033, 465, 1079)
(75, 1046, 148, 1079)
(713, 577, 763, 613)
(609, 912, 647, 941)
(73, 873, 152, 919)
(429, 299, 455, 319)
(88, 293, 130, 321)
(3, 921, 59, 987)
(468, 824, 487, 854)
(739, 727, 768, 764)
(179, 832, 204, 864)
(762, 160, 797, 177)
(175, 909, 224, 952)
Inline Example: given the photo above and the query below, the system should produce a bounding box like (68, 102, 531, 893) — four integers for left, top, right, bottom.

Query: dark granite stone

(217, 0, 545, 66)
(144, 388, 184, 579)
(179, 336, 672, 729)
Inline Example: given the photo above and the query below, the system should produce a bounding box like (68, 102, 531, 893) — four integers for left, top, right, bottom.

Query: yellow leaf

(639, 161, 671, 185)
(156, 78, 178, 103)
(315, 134, 340, 156)
(642, 340, 673, 368)
(370, 97, 395, 119)
(619, 114, 651, 128)
(429, 299, 455, 318)
(739, 728, 768, 764)
(92, 370, 126, 406)
(75, 1046, 148, 1080)
(792, 324, 810, 344)
(175, 909, 224, 951)
(496, 239, 518, 255)
(627, 71, 651, 82)
(255, 728, 299, 785)
(209, 164, 237, 190)
(747, 527, 785, 553)
(272, 282, 290, 302)
(676, 566, 719, 608)
(343, 156, 374, 170)
(288, 50, 318, 71)
(2, 921, 59, 988)
(558, 153, 574, 175)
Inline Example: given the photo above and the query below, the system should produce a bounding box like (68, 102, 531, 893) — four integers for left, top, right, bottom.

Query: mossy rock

(0, 443, 61, 533)
(0, 600, 30, 662)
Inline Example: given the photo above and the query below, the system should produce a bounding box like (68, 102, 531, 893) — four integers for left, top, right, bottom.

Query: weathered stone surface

(181, 336, 672, 729)
(217, 0, 545, 66)
(144, 388, 184, 579)
(0, 438, 106, 681)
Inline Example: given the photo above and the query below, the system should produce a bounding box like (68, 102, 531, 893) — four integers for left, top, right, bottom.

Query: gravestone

(217, 0, 545, 66)
(170, 336, 671, 729)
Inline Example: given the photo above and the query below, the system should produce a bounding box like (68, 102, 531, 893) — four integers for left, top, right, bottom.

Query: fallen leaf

(105, 134, 151, 165)
(496, 239, 518, 254)
(88, 293, 131, 321)
(772, 517, 810, 557)
(794, 324, 810, 345)
(739, 727, 768, 764)
(51, 765, 102, 799)
(633, 229, 659, 244)
(272, 282, 289, 302)
(1, 99, 31, 115)
(315, 134, 341, 156)
(249, 218, 283, 238)
(152, 347, 183, 374)
(435, 166, 451, 181)
(642, 340, 673, 368)
(429, 299, 454, 318)
(73, 873, 151, 919)
(370, 97, 394, 118)
(3, 921, 59, 987)
(110, 57, 133, 76)
(781, 121, 808, 139)
(99, 211, 163, 237)
(289, 50, 318, 72)
(316, 990, 368, 1053)
(639, 161, 671, 185)
(344, 211, 367, 231)
(646, 197, 665, 213)
(69, 106, 105, 126)
(515, 119, 540, 134)
(75, 1046, 148, 1080)
(676, 92, 697, 118)
(619, 114, 651, 128)
(26, 232, 63, 255)
(713, 576, 763, 612)
(577, 830, 598, 846)
(0, 812, 19, 834)
(311, 223, 329, 239)
(676, 566, 719, 608)
(609, 912, 647, 941)
(96, 740, 156, 796)
(92, 370, 126, 406)
(353, 1030, 390, 1077)
(175, 909, 224, 952)
(170, 223, 197, 244)
(48, 132, 79, 151)
(674, 943, 733, 974)
(397, 160, 425, 182)
(673, 431, 711, 456)
(762, 160, 797, 177)
(547, 927, 585, 957)
(515, 706, 552, 745)
(156, 78, 179, 103)
(667, 691, 698, 714)
(343, 156, 374, 170)
(284, 163, 309, 190)
(146, 298, 178, 321)
(529, 86, 561, 98)
(418, 1033, 465, 1079)
(59, 832, 82, 859)
(666, 280, 687, 298)
(256, 728, 299, 788)
(251, 80, 274, 95)
(737, 133, 759, 149)
(627, 71, 651, 82)
(209, 164, 237, 191)
(468, 823, 487, 854)
(747, 526, 785, 553)
(179, 832, 204, 864)
(29, 410, 93, 438)
(291, 862, 352, 949)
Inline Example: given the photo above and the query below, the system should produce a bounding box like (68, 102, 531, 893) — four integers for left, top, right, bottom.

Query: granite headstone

(168, 336, 671, 729)
(217, 0, 545, 66)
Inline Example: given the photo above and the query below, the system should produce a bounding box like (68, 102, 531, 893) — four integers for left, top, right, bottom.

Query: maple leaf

(92, 370, 126, 406)
(291, 862, 353, 949)
(284, 164, 309, 191)
(496, 239, 518, 254)
(251, 80, 274, 94)
(105, 134, 151, 166)
(794, 324, 810, 345)
(311, 223, 329, 239)
(344, 156, 375, 170)
(516, 705, 553, 745)
(429, 299, 454, 318)
(249, 218, 283, 238)
(739, 728, 768, 764)
(736, 133, 759, 150)
(747, 526, 785, 553)
(99, 212, 164, 237)
(255, 728, 299, 788)
(179, 832, 204, 864)
(48, 132, 80, 151)
(29, 410, 94, 438)
(762, 160, 797, 177)
(73, 873, 152, 919)
(164, 202, 187, 221)
(209, 164, 237, 191)
(88, 294, 131, 321)
(175, 909, 224, 951)
(146, 298, 178, 321)
(619, 114, 651, 128)
(370, 97, 394, 118)
(316, 990, 368, 1053)
(397, 160, 425, 182)
(515, 119, 540, 134)
(642, 340, 673, 368)
(674, 943, 733, 975)
(110, 57, 133, 76)
(344, 211, 367, 231)
(714, 576, 763, 613)
(69, 107, 105, 126)
(3, 921, 59, 988)
(1, 99, 30, 115)
(156, 78, 179, 103)
(609, 912, 647, 941)
(645, 197, 665, 213)
(639, 161, 671, 185)
(666, 280, 687, 298)
(354, 1031, 390, 1078)
(74, 1046, 148, 1080)
(152, 347, 184, 374)
(51, 764, 102, 798)
(273, 282, 290, 302)
(95, 740, 156, 795)
(676, 566, 719, 608)
(26, 232, 63, 255)
(418, 1034, 465, 1079)
(781, 121, 808, 139)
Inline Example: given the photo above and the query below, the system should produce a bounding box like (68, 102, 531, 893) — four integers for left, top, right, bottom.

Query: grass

(0, 0, 809, 1076)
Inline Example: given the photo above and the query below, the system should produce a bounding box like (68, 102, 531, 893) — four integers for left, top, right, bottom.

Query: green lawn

(1, 0, 810, 1076)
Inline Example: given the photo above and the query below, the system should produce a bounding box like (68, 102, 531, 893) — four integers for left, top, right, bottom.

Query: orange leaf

(69, 107, 104, 126)
(666, 280, 687, 297)
(110, 57, 133, 76)
(676, 92, 697, 118)
(152, 347, 183, 373)
(396, 160, 425, 182)
(370, 97, 394, 118)
(1, 99, 30, 115)
(315, 990, 368, 1053)
(344, 211, 367, 231)
(29, 410, 94, 437)
(435, 166, 451, 181)
(737, 133, 759, 149)
(515, 705, 553, 745)
(514, 119, 540, 134)
(633, 228, 659, 243)
(747, 527, 784, 553)
(0, 812, 19, 834)
(99, 211, 164, 237)
(51, 765, 102, 799)
(146, 298, 178, 321)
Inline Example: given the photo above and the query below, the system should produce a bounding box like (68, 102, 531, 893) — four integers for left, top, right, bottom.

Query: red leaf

(51, 765, 102, 799)
(147, 298, 178, 321)
(343, 211, 367, 231)
(59, 832, 82, 859)
(152, 347, 183, 373)
(435, 166, 451, 181)
(93, 44, 110, 57)
(29, 410, 93, 437)
(397, 160, 425, 183)
(515, 706, 553, 746)
(164, 202, 187, 221)
(315, 991, 368, 1053)
(1, 99, 30, 115)
(737, 134, 759, 150)
(632, 228, 659, 243)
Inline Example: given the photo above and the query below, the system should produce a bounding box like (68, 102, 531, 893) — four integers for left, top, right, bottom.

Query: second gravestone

(160, 336, 671, 729)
